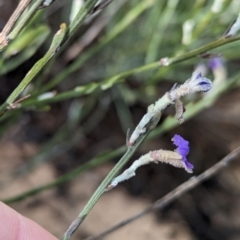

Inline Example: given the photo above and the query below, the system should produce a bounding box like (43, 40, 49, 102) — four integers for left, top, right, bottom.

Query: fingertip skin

(0, 202, 58, 240)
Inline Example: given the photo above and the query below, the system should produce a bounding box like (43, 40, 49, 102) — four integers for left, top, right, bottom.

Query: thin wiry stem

(0, 0, 46, 51)
(0, 0, 111, 119)
(2, 147, 126, 204)
(0, 0, 32, 49)
(60, 72, 213, 240)
(62, 0, 99, 46)
(19, 34, 240, 108)
(0, 23, 67, 118)
(61, 133, 149, 240)
(85, 146, 240, 240)
(40, 0, 155, 92)
(3, 72, 240, 204)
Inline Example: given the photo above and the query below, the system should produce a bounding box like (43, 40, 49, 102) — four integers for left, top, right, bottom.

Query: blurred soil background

(0, 0, 240, 240)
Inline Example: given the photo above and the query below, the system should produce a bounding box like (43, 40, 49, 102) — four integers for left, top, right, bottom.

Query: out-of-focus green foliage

(1, 0, 240, 210)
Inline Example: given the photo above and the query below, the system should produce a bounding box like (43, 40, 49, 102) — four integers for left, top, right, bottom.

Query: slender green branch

(8, 0, 44, 40)
(22, 62, 158, 107)
(0, 0, 32, 50)
(0, 23, 67, 117)
(67, 0, 99, 38)
(0, 25, 50, 75)
(61, 132, 149, 240)
(60, 71, 214, 239)
(19, 34, 240, 108)
(42, 0, 99, 53)
(3, 73, 240, 204)
(0, 0, 46, 51)
(40, 0, 155, 92)
(85, 146, 240, 240)
(2, 147, 126, 204)
(7, 0, 108, 52)
(40, 11, 240, 92)
(152, 0, 231, 81)
(0, 0, 114, 117)
(167, 36, 240, 64)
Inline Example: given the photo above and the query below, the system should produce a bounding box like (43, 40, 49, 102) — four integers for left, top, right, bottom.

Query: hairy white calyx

(108, 149, 188, 190)
(128, 71, 212, 146)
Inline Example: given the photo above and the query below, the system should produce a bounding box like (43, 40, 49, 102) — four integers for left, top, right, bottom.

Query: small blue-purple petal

(195, 77, 212, 92)
(199, 81, 210, 86)
(172, 134, 189, 156)
(189, 71, 212, 93)
(172, 134, 194, 173)
(208, 57, 224, 70)
(182, 157, 194, 172)
(178, 147, 189, 157)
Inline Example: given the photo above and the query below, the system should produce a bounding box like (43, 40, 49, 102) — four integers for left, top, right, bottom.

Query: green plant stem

(0, 25, 50, 75)
(46, 0, 99, 50)
(0, 0, 32, 38)
(85, 146, 240, 240)
(61, 71, 240, 239)
(3, 147, 125, 204)
(4, 73, 240, 204)
(4, 0, 45, 49)
(0, 0, 113, 118)
(193, 0, 231, 39)
(41, 21, 240, 94)
(167, 35, 240, 64)
(40, 0, 155, 93)
(61, 132, 149, 240)
(22, 62, 158, 107)
(19, 34, 240, 107)
(0, 23, 67, 118)
(67, 0, 99, 39)
(151, 0, 227, 82)
(61, 77, 210, 239)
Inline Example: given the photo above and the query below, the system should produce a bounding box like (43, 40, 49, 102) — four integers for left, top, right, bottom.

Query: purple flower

(208, 57, 224, 70)
(188, 71, 212, 93)
(171, 134, 194, 173)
